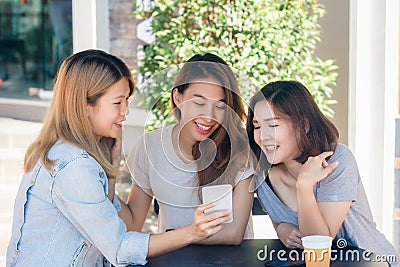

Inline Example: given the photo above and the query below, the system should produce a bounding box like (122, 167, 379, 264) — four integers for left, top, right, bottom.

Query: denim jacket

(7, 140, 150, 267)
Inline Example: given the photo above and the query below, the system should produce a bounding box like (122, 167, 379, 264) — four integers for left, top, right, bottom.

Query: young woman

(246, 80, 399, 265)
(123, 53, 255, 244)
(6, 50, 231, 266)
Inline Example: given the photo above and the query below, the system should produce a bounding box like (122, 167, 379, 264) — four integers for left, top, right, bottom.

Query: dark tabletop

(136, 239, 389, 267)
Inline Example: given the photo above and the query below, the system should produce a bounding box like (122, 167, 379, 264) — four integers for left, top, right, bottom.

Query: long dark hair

(246, 80, 339, 165)
(171, 53, 250, 191)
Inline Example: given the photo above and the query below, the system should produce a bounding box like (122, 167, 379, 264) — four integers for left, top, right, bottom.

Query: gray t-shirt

(125, 124, 255, 237)
(257, 144, 399, 265)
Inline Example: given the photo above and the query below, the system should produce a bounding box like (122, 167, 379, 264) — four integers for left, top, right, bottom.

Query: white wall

(348, 0, 399, 241)
(72, 0, 110, 52)
(313, 0, 399, 243)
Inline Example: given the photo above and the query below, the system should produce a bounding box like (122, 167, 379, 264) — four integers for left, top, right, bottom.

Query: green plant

(133, 0, 338, 130)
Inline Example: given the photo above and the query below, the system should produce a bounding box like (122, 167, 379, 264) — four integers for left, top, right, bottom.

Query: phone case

(202, 184, 233, 223)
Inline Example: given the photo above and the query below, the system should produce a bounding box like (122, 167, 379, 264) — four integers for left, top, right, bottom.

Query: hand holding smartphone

(201, 184, 233, 223)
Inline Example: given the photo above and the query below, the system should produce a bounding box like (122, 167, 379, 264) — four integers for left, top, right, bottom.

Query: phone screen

(201, 184, 233, 223)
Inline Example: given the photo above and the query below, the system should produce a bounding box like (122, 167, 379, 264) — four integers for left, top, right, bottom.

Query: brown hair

(171, 53, 250, 191)
(24, 49, 134, 179)
(246, 80, 339, 165)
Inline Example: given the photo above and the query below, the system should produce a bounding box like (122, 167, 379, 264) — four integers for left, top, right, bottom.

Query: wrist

(182, 225, 197, 244)
(296, 178, 314, 193)
(111, 159, 121, 167)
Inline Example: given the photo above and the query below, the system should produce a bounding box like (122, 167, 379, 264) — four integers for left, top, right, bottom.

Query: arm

(195, 177, 253, 245)
(121, 183, 152, 232)
(99, 131, 122, 202)
(273, 221, 303, 249)
(120, 134, 154, 231)
(52, 159, 150, 265)
(147, 203, 231, 257)
(296, 151, 351, 237)
(272, 221, 278, 230)
(53, 159, 231, 265)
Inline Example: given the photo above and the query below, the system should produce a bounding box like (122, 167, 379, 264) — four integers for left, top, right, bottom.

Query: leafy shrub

(133, 0, 338, 130)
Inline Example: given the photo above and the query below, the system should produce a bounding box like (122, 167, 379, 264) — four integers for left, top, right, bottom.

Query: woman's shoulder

(142, 124, 174, 143)
(48, 141, 100, 172)
(331, 143, 356, 163)
(334, 143, 350, 153)
(48, 140, 87, 158)
(128, 125, 175, 163)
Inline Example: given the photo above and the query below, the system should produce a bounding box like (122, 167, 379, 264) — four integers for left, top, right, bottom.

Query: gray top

(125, 124, 255, 237)
(257, 144, 399, 266)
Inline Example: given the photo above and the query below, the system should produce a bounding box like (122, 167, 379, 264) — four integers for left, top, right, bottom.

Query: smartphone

(201, 184, 233, 223)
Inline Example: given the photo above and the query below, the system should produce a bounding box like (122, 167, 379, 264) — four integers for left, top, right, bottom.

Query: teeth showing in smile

(115, 121, 125, 128)
(265, 145, 277, 150)
(196, 122, 211, 131)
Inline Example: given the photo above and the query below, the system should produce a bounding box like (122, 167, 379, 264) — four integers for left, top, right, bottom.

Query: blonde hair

(24, 49, 134, 178)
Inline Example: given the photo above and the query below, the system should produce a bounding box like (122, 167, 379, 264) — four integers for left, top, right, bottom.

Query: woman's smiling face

(252, 100, 301, 165)
(173, 80, 226, 144)
(87, 78, 130, 140)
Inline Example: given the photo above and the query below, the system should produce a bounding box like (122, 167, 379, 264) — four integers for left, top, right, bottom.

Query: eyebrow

(252, 117, 279, 123)
(193, 93, 226, 102)
(113, 95, 129, 99)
